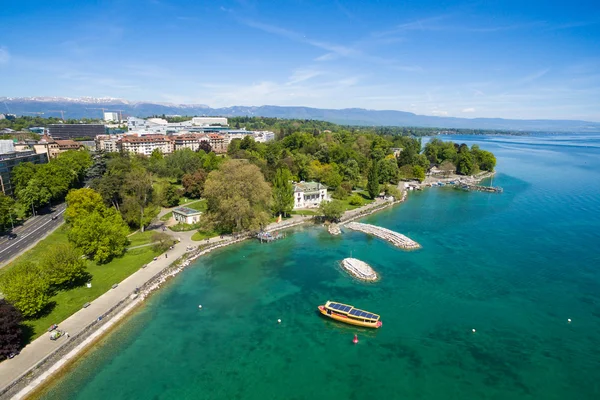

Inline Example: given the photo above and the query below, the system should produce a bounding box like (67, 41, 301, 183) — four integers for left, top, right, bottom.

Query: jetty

(345, 222, 421, 250)
(256, 231, 284, 243)
(328, 223, 341, 235)
(340, 258, 378, 281)
(454, 183, 503, 193)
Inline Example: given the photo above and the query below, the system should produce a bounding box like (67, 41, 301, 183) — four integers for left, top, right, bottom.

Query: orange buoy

(353, 334, 358, 344)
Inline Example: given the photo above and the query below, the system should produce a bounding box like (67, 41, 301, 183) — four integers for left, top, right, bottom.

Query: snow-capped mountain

(2, 97, 599, 132)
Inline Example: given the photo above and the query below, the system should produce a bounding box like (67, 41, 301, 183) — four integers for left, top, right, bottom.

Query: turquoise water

(38, 134, 600, 400)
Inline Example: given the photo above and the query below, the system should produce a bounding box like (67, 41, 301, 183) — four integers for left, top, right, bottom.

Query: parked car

(48, 324, 58, 332)
(8, 352, 18, 359)
(7, 233, 17, 240)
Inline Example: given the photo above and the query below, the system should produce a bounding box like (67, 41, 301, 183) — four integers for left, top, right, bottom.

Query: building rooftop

(173, 207, 202, 216)
(293, 181, 327, 193)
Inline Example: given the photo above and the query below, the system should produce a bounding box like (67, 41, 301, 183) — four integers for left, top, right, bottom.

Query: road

(0, 204, 67, 266)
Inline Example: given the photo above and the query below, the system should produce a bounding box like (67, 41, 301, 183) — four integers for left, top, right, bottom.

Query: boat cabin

(324, 301, 380, 323)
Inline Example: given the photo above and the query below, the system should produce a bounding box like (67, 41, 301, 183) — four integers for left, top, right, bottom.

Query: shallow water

(38, 134, 600, 400)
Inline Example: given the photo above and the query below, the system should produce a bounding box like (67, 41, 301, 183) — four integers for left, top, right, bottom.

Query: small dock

(454, 183, 503, 193)
(257, 231, 284, 243)
(345, 222, 420, 250)
(340, 258, 378, 281)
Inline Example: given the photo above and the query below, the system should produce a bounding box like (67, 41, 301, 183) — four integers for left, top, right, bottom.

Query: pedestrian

(165, 253, 168, 258)
(66, 332, 70, 338)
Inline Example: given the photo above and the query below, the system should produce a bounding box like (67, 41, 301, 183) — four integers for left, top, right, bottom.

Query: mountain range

(2, 97, 599, 132)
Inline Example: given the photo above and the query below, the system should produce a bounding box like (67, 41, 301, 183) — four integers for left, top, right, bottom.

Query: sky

(1, 0, 599, 121)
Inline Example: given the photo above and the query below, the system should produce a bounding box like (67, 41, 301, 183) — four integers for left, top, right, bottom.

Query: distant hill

(2, 97, 599, 132)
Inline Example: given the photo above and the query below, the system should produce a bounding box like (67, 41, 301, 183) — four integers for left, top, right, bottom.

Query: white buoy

(472, 329, 476, 333)
(568, 318, 571, 323)
(198, 305, 202, 309)
(277, 319, 281, 324)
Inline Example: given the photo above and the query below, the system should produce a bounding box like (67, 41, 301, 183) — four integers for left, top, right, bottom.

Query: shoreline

(2, 173, 492, 399)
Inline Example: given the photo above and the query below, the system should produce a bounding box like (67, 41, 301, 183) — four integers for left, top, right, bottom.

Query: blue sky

(1, 0, 599, 120)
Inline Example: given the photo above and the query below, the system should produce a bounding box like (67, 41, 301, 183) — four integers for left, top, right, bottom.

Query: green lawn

(186, 199, 207, 212)
(339, 191, 374, 211)
(0, 227, 164, 341)
(191, 229, 220, 241)
(0, 225, 71, 277)
(290, 210, 318, 216)
(24, 245, 162, 339)
(160, 211, 173, 221)
(127, 230, 158, 247)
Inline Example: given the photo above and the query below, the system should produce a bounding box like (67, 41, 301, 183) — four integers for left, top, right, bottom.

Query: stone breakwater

(340, 258, 378, 281)
(345, 222, 420, 250)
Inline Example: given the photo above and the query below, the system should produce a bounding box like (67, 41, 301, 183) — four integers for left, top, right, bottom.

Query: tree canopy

(0, 262, 50, 318)
(0, 299, 23, 360)
(203, 160, 272, 232)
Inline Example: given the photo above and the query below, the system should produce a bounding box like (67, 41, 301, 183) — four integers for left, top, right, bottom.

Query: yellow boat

(318, 301, 382, 329)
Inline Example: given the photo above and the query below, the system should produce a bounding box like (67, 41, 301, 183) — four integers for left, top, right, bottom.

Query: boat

(318, 301, 382, 329)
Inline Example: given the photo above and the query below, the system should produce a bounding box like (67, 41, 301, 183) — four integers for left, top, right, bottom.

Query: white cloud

(0, 47, 10, 64)
(431, 110, 449, 116)
(462, 107, 476, 113)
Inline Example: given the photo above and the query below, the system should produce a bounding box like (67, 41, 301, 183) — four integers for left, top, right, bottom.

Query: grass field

(25, 245, 161, 339)
(191, 230, 220, 241)
(0, 226, 163, 341)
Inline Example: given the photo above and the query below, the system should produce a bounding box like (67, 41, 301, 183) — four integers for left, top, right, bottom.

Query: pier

(454, 183, 503, 193)
(340, 258, 378, 281)
(256, 231, 284, 243)
(345, 222, 421, 250)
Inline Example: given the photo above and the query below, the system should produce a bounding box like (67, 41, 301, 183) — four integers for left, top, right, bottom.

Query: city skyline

(1, 0, 599, 121)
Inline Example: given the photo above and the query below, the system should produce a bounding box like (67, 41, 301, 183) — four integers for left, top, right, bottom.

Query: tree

(203, 160, 272, 232)
(151, 232, 173, 252)
(378, 158, 399, 184)
(198, 141, 212, 153)
(472, 147, 496, 171)
(348, 193, 364, 206)
(319, 199, 344, 222)
(53, 150, 92, 183)
(182, 169, 208, 198)
(91, 174, 123, 210)
(65, 188, 106, 224)
(272, 168, 294, 217)
(0, 262, 50, 318)
(0, 299, 23, 360)
(41, 243, 88, 289)
(0, 193, 16, 231)
(161, 184, 181, 207)
(367, 159, 380, 199)
(412, 165, 426, 182)
(17, 178, 52, 212)
(68, 208, 130, 264)
(122, 168, 155, 232)
(165, 149, 202, 180)
(456, 148, 475, 175)
(10, 162, 37, 195)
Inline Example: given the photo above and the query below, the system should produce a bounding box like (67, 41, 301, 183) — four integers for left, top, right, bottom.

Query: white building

(95, 134, 122, 152)
(191, 117, 228, 126)
(103, 112, 120, 122)
(118, 135, 173, 155)
(293, 182, 329, 209)
(172, 207, 202, 224)
(172, 133, 210, 152)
